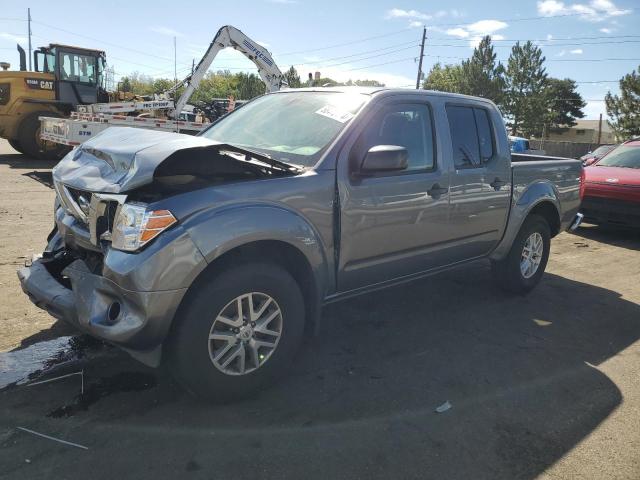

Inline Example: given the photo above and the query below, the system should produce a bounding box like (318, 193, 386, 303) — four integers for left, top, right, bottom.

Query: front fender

(183, 203, 332, 296)
(490, 182, 561, 261)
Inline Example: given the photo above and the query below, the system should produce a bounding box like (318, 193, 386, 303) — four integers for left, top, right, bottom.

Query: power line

(277, 28, 414, 56)
(342, 56, 416, 73)
(311, 45, 419, 69)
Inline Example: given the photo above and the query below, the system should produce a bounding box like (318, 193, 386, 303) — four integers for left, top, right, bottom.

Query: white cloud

(599, 27, 613, 33)
(443, 19, 508, 47)
(556, 50, 567, 56)
(386, 7, 462, 24)
(570, 48, 583, 54)
(386, 8, 432, 20)
(446, 27, 469, 38)
(584, 100, 606, 119)
(547, 34, 554, 40)
(150, 26, 184, 37)
(0, 32, 27, 44)
(537, 0, 631, 21)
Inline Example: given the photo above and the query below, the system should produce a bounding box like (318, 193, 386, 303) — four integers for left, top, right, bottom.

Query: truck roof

(276, 86, 499, 106)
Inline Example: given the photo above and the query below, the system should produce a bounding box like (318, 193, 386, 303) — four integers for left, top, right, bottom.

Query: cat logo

(25, 78, 54, 91)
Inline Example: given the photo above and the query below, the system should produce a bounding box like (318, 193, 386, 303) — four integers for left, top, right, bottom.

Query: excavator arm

(170, 25, 284, 119)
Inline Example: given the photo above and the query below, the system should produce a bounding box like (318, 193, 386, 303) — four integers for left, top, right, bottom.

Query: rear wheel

(168, 262, 305, 401)
(8, 139, 25, 155)
(491, 214, 551, 294)
(18, 111, 71, 161)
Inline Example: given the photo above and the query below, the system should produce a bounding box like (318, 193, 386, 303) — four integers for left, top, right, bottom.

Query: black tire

(491, 214, 551, 294)
(18, 111, 71, 161)
(8, 139, 25, 154)
(168, 262, 305, 401)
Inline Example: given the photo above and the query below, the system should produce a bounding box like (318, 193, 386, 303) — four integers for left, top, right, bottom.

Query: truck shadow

(2, 262, 638, 479)
(572, 224, 640, 251)
(0, 153, 55, 188)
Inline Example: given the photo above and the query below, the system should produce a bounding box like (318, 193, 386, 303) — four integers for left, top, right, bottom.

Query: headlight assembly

(111, 203, 177, 252)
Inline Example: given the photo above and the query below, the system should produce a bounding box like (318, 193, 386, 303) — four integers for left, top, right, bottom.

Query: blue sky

(1, 0, 638, 119)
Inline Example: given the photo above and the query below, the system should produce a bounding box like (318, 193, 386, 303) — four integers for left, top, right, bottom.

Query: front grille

(54, 180, 89, 224)
(0, 83, 9, 106)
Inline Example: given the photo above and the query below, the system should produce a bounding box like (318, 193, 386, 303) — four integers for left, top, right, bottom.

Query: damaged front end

(18, 127, 300, 366)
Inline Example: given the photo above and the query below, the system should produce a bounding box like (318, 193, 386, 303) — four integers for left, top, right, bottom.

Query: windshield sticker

(315, 105, 354, 123)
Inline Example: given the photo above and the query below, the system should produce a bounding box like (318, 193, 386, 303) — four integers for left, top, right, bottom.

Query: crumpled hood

(52, 127, 219, 193)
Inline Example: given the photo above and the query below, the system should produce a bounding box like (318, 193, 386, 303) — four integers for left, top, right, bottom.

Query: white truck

(40, 25, 284, 147)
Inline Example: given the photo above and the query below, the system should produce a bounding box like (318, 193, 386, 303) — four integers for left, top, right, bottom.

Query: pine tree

(605, 66, 640, 140)
(460, 36, 505, 106)
(543, 78, 586, 133)
(284, 66, 302, 88)
(503, 41, 548, 137)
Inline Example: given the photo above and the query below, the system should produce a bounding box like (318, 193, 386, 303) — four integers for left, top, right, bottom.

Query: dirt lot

(0, 138, 639, 479)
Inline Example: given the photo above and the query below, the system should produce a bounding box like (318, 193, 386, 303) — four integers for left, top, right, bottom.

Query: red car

(581, 139, 640, 228)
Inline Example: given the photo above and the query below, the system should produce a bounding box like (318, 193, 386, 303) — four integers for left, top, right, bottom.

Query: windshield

(590, 145, 614, 157)
(597, 145, 640, 169)
(201, 91, 368, 167)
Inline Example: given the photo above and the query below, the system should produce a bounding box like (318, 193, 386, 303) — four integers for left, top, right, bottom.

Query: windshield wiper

(213, 143, 304, 174)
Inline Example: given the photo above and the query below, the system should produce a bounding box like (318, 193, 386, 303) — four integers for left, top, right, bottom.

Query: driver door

(336, 99, 453, 292)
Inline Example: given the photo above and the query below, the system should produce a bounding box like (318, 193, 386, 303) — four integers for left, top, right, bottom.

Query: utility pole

(173, 36, 177, 88)
(27, 8, 32, 71)
(597, 113, 603, 145)
(415, 26, 426, 90)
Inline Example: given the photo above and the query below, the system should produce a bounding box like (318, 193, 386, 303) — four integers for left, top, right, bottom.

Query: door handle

(427, 183, 448, 198)
(490, 178, 506, 191)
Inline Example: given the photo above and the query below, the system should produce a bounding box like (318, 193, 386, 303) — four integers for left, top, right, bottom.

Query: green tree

(120, 77, 132, 93)
(605, 65, 640, 140)
(543, 78, 586, 133)
(503, 41, 548, 137)
(236, 72, 265, 100)
(422, 63, 464, 93)
(152, 78, 174, 94)
(284, 66, 302, 88)
(460, 36, 505, 106)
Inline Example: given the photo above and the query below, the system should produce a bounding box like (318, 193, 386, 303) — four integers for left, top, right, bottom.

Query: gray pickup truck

(18, 88, 583, 400)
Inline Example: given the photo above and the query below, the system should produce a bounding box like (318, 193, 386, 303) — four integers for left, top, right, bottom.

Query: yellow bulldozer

(0, 43, 109, 159)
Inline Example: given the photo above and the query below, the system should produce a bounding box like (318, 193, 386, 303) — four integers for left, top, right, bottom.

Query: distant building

(546, 119, 617, 145)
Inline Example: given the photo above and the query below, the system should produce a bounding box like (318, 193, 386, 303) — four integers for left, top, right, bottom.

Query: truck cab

(0, 43, 107, 158)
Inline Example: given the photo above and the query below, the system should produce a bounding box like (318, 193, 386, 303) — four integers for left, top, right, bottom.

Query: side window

(447, 105, 481, 168)
(354, 103, 435, 172)
(447, 105, 495, 168)
(59, 52, 96, 84)
(474, 108, 494, 161)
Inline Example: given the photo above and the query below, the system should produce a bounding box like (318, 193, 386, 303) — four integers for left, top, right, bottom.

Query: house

(546, 119, 617, 144)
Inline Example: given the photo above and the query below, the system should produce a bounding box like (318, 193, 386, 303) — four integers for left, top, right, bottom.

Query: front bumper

(18, 256, 187, 367)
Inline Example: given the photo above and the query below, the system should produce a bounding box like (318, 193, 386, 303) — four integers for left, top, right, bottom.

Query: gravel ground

(0, 139, 639, 480)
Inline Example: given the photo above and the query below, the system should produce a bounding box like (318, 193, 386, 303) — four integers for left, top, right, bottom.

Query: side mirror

(360, 145, 408, 173)
(584, 157, 597, 166)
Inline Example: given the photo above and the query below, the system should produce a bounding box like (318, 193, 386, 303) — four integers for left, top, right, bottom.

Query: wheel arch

(172, 238, 324, 342)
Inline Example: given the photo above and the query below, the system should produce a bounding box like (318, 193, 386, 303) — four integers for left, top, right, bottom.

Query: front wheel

(491, 214, 551, 294)
(168, 263, 306, 401)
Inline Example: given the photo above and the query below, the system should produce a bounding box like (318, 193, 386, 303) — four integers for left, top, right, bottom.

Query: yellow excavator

(0, 43, 109, 159)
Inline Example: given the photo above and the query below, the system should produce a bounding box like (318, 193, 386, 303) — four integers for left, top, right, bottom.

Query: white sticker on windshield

(315, 105, 354, 123)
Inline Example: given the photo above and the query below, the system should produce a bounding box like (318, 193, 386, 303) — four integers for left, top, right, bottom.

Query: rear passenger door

(446, 104, 511, 260)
